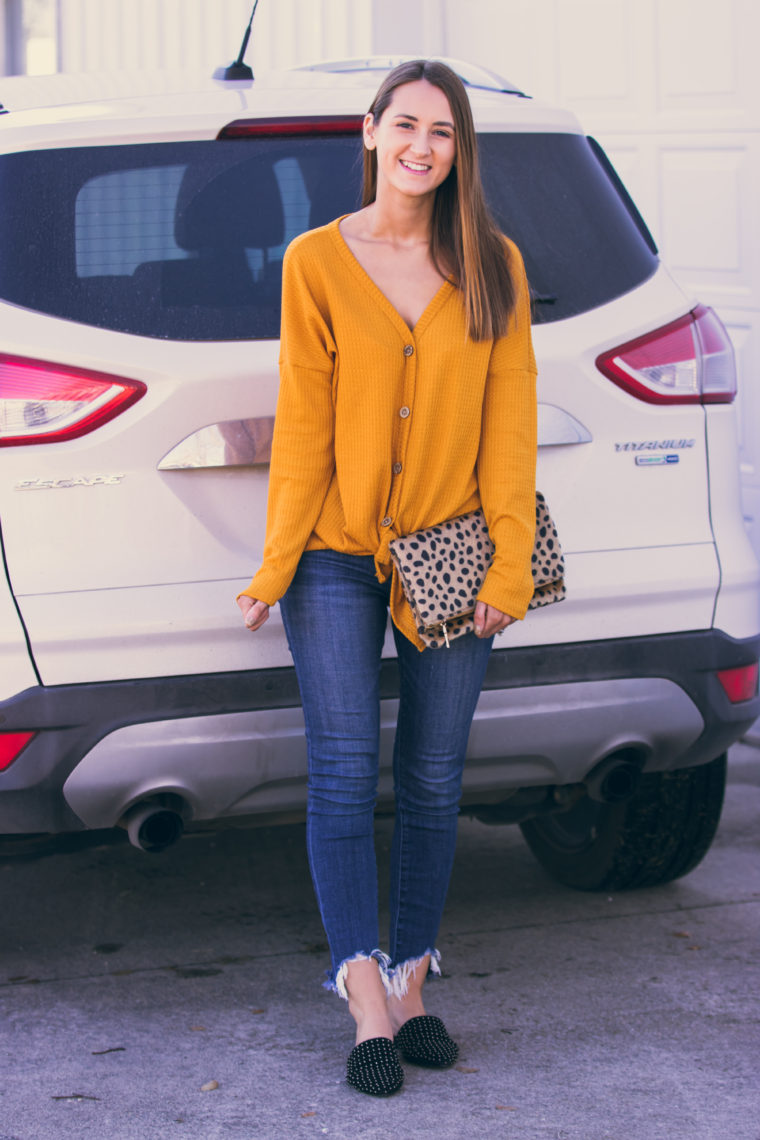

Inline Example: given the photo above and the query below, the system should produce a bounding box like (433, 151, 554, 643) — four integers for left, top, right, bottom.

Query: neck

(366, 184, 435, 245)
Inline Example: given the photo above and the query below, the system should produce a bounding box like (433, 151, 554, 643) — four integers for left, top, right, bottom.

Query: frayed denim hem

(323, 948, 443, 1000)
(389, 949, 441, 999)
(324, 949, 393, 1001)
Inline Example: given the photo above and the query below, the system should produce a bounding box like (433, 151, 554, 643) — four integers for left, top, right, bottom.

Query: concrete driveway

(1, 742, 758, 1140)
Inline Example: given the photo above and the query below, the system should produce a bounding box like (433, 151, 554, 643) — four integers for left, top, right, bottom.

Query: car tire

(518, 753, 727, 891)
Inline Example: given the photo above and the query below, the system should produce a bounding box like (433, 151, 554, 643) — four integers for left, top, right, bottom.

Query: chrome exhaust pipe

(121, 802, 184, 853)
(584, 755, 642, 804)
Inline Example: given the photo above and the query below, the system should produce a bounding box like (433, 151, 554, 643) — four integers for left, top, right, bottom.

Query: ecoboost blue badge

(635, 454, 680, 466)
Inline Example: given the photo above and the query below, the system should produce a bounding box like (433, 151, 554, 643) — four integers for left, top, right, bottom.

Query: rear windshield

(0, 132, 657, 340)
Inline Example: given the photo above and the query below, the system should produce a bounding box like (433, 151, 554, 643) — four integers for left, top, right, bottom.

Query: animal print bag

(389, 491, 565, 649)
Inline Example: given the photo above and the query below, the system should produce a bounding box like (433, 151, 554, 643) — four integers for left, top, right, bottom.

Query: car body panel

(63, 677, 706, 829)
(0, 67, 582, 145)
(0, 265, 732, 683)
(0, 564, 38, 698)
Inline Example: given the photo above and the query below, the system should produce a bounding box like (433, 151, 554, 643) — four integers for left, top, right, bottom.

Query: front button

(381, 516, 393, 527)
(392, 462, 403, 474)
(403, 344, 414, 357)
(399, 406, 410, 419)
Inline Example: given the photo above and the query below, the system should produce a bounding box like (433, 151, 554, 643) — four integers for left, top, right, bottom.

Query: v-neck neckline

(331, 215, 454, 337)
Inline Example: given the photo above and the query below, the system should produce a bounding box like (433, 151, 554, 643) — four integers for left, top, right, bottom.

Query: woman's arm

(237, 239, 337, 612)
(476, 242, 538, 623)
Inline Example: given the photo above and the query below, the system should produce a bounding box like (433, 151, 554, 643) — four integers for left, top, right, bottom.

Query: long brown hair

(362, 59, 517, 342)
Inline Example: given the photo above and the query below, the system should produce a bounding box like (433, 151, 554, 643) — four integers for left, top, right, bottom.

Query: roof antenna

(214, 0, 259, 82)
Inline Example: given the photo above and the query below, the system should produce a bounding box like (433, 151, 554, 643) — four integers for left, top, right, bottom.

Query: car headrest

(175, 157, 285, 251)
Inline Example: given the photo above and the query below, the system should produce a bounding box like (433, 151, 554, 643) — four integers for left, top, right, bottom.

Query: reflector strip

(0, 731, 36, 772)
(716, 663, 759, 703)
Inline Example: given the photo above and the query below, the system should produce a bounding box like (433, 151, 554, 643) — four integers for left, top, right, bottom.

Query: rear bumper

(0, 628, 758, 835)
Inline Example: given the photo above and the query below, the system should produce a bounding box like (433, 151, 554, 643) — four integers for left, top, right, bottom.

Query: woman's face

(364, 79, 457, 201)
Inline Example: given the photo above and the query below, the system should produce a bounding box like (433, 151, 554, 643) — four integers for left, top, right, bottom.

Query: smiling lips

(400, 159, 431, 173)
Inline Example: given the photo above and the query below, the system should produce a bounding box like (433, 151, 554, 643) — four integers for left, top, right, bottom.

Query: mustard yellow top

(239, 216, 538, 651)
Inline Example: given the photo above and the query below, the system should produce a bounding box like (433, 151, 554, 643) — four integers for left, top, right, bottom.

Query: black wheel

(519, 754, 727, 891)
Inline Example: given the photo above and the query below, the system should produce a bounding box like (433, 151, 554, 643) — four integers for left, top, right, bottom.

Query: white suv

(0, 58, 758, 888)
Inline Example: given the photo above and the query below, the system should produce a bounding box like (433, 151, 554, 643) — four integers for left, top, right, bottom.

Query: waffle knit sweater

(239, 216, 538, 651)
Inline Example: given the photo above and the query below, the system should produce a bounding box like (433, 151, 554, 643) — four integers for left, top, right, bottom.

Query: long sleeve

(476, 243, 538, 620)
(237, 220, 538, 648)
(239, 239, 337, 605)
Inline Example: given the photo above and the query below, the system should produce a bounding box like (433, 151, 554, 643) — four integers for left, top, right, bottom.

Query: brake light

(218, 116, 363, 139)
(716, 663, 759, 703)
(0, 355, 146, 447)
(596, 305, 736, 405)
(0, 731, 36, 772)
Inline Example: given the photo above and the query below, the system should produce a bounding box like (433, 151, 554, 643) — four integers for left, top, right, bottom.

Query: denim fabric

(279, 549, 493, 990)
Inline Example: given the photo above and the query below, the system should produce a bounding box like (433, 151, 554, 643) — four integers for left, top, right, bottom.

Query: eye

(433, 129, 452, 139)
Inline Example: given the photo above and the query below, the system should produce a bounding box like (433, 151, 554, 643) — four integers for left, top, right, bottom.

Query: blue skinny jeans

(279, 549, 493, 997)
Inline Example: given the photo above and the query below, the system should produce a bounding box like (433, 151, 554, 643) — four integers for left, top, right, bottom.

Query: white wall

(371, 0, 446, 55)
(0, 2, 6, 74)
(0, 0, 20, 74)
(58, 0, 372, 74)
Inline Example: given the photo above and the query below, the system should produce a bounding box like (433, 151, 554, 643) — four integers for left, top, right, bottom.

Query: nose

(410, 131, 432, 157)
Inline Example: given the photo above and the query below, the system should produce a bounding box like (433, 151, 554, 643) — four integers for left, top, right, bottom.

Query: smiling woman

(339, 80, 458, 330)
(236, 58, 537, 1098)
(357, 58, 518, 340)
(368, 83, 456, 184)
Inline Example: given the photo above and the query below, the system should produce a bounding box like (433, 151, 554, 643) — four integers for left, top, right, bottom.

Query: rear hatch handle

(538, 404, 592, 447)
(156, 405, 592, 472)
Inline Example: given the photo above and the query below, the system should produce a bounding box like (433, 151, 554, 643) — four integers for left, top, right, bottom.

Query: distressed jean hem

(389, 949, 442, 999)
(325, 949, 393, 1001)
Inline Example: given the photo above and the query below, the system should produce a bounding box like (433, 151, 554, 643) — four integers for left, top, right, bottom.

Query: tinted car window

(0, 137, 362, 340)
(0, 132, 656, 339)
(478, 133, 658, 323)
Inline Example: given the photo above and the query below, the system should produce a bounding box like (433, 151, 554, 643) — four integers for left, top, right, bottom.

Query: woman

(237, 59, 537, 1097)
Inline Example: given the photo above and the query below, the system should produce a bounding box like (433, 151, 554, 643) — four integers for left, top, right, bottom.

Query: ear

(362, 112, 377, 150)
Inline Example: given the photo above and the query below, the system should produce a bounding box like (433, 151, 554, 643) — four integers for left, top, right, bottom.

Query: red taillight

(0, 355, 146, 447)
(218, 116, 363, 139)
(0, 731, 36, 772)
(716, 663, 759, 704)
(596, 305, 736, 405)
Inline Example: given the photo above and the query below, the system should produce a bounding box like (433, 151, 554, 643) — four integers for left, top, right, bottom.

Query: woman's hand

(237, 595, 270, 632)
(474, 601, 516, 639)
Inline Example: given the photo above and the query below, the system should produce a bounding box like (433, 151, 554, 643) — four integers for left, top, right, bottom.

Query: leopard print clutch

(389, 491, 565, 649)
